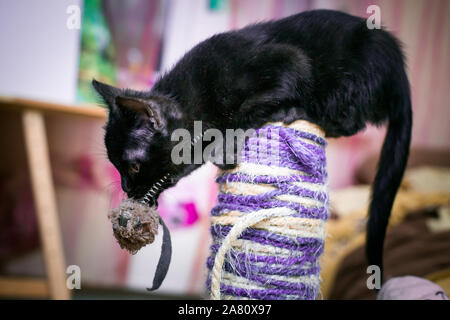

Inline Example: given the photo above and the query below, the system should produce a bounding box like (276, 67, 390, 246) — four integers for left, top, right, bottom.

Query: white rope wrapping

(207, 120, 329, 300)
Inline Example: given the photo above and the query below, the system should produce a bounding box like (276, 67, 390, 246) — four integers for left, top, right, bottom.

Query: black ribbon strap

(147, 217, 172, 291)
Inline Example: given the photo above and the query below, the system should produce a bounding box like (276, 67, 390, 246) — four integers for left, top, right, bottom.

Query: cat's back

(233, 9, 402, 85)
(164, 10, 370, 72)
(236, 10, 366, 46)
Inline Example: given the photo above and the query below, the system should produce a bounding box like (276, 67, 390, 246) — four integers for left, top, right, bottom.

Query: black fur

(93, 10, 412, 279)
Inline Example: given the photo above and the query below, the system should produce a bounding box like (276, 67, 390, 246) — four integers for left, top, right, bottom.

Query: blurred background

(0, 0, 449, 299)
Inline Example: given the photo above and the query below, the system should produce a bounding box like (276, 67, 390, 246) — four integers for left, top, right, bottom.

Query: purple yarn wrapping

(207, 124, 329, 300)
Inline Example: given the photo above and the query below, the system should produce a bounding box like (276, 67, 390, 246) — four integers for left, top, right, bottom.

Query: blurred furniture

(321, 164, 450, 299)
(0, 97, 106, 299)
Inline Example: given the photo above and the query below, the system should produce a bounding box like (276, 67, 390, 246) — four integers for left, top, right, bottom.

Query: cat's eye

(129, 162, 140, 174)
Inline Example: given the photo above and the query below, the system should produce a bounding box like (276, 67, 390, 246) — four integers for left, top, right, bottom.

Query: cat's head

(92, 80, 184, 204)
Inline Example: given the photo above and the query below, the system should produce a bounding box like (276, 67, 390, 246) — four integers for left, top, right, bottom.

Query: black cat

(93, 9, 412, 280)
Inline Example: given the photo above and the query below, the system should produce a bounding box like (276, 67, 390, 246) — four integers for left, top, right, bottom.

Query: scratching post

(207, 120, 329, 300)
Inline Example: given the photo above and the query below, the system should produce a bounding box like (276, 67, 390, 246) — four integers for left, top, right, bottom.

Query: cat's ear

(92, 79, 121, 111)
(115, 96, 163, 129)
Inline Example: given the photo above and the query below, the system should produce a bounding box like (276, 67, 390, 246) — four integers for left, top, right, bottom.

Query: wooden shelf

(0, 96, 107, 119)
(0, 276, 49, 299)
(0, 97, 95, 299)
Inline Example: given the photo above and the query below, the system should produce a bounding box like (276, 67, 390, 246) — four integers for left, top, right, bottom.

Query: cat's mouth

(130, 173, 171, 207)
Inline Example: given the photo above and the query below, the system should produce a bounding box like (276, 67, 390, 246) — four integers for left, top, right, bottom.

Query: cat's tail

(366, 67, 412, 280)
